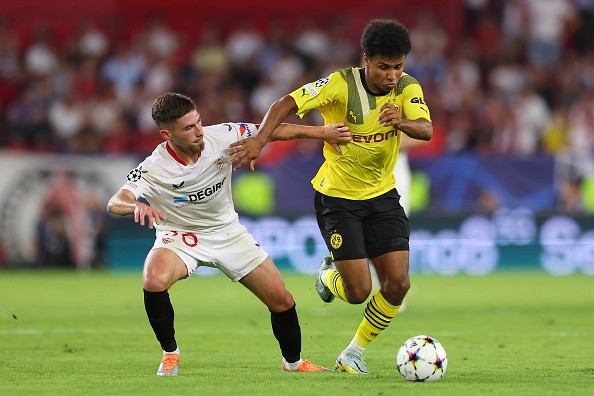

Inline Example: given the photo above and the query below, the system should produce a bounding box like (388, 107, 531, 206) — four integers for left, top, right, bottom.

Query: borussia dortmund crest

(330, 232, 343, 249)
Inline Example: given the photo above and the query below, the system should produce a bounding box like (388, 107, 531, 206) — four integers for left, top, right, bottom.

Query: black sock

(143, 289, 177, 352)
(270, 303, 301, 363)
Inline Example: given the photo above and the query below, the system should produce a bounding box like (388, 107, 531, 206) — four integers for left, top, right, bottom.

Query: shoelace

(298, 360, 327, 372)
(161, 354, 179, 371)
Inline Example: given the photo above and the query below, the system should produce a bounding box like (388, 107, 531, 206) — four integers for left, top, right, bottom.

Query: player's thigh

(314, 191, 367, 260)
(143, 248, 189, 291)
(239, 256, 294, 312)
(363, 191, 409, 258)
(214, 226, 270, 281)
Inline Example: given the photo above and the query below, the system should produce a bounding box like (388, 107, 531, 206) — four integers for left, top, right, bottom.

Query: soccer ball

(396, 335, 448, 382)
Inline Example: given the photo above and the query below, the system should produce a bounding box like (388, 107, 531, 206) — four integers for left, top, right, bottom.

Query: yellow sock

(353, 291, 399, 349)
(324, 268, 348, 302)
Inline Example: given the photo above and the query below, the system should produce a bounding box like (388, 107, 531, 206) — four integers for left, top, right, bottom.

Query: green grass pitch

(1, 270, 592, 395)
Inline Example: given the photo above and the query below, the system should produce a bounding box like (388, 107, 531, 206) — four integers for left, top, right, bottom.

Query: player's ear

(362, 53, 369, 67)
(160, 129, 171, 140)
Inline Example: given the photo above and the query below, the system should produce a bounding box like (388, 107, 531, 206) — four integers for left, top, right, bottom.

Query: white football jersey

(122, 122, 257, 233)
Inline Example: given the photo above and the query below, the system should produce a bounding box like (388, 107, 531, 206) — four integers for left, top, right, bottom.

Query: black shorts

(314, 189, 409, 261)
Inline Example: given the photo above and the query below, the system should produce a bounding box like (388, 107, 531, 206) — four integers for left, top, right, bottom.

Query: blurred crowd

(0, 1, 593, 183)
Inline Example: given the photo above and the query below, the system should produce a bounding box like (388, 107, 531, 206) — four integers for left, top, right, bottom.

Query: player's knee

(345, 287, 371, 304)
(269, 291, 295, 312)
(399, 277, 411, 295)
(381, 277, 410, 303)
(143, 273, 171, 292)
(279, 295, 296, 311)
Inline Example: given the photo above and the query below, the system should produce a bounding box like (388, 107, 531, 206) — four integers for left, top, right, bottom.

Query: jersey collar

(359, 68, 390, 97)
(165, 142, 201, 166)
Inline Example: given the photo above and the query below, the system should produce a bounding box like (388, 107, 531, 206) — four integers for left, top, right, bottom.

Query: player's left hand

(378, 103, 402, 128)
(228, 136, 266, 171)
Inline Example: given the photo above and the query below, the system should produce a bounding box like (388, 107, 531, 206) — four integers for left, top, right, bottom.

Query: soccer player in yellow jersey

(231, 19, 432, 374)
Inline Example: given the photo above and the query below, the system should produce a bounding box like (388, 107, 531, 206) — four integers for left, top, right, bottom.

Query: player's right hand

(323, 123, 351, 154)
(134, 202, 165, 229)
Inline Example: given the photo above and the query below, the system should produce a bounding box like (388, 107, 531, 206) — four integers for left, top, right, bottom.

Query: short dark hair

(151, 92, 197, 128)
(361, 19, 411, 59)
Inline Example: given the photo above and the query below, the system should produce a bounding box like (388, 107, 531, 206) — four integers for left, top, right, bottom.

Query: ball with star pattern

(396, 335, 448, 382)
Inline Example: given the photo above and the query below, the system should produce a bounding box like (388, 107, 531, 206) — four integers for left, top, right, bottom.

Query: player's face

(363, 54, 406, 95)
(169, 110, 205, 153)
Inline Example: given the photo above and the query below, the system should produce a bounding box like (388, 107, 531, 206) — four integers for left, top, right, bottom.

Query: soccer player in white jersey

(106, 92, 351, 376)
(232, 20, 433, 374)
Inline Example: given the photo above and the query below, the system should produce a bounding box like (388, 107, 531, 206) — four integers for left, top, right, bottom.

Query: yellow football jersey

(289, 67, 431, 200)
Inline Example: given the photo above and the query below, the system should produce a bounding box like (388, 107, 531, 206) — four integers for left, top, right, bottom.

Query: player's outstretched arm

(231, 95, 298, 171)
(229, 123, 351, 158)
(106, 189, 164, 229)
(270, 122, 351, 148)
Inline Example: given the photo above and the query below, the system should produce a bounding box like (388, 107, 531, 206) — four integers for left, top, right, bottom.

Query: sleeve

(289, 71, 341, 119)
(401, 82, 432, 122)
(219, 122, 259, 141)
(121, 162, 157, 200)
(234, 122, 259, 140)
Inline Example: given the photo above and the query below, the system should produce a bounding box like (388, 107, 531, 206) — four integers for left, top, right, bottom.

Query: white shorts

(150, 222, 268, 281)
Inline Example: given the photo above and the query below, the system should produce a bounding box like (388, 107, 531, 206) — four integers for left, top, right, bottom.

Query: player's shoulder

(205, 122, 257, 138)
(397, 72, 422, 93)
(293, 67, 351, 99)
(203, 123, 235, 134)
(125, 143, 169, 182)
(336, 66, 360, 80)
(141, 143, 172, 170)
(204, 122, 256, 135)
(318, 67, 357, 88)
(142, 142, 166, 166)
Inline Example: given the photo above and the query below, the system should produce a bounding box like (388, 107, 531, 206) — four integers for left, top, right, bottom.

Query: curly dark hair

(151, 92, 197, 128)
(361, 19, 412, 59)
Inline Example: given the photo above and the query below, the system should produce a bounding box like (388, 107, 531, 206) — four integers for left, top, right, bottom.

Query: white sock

(343, 341, 364, 357)
(163, 348, 180, 356)
(283, 357, 303, 371)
